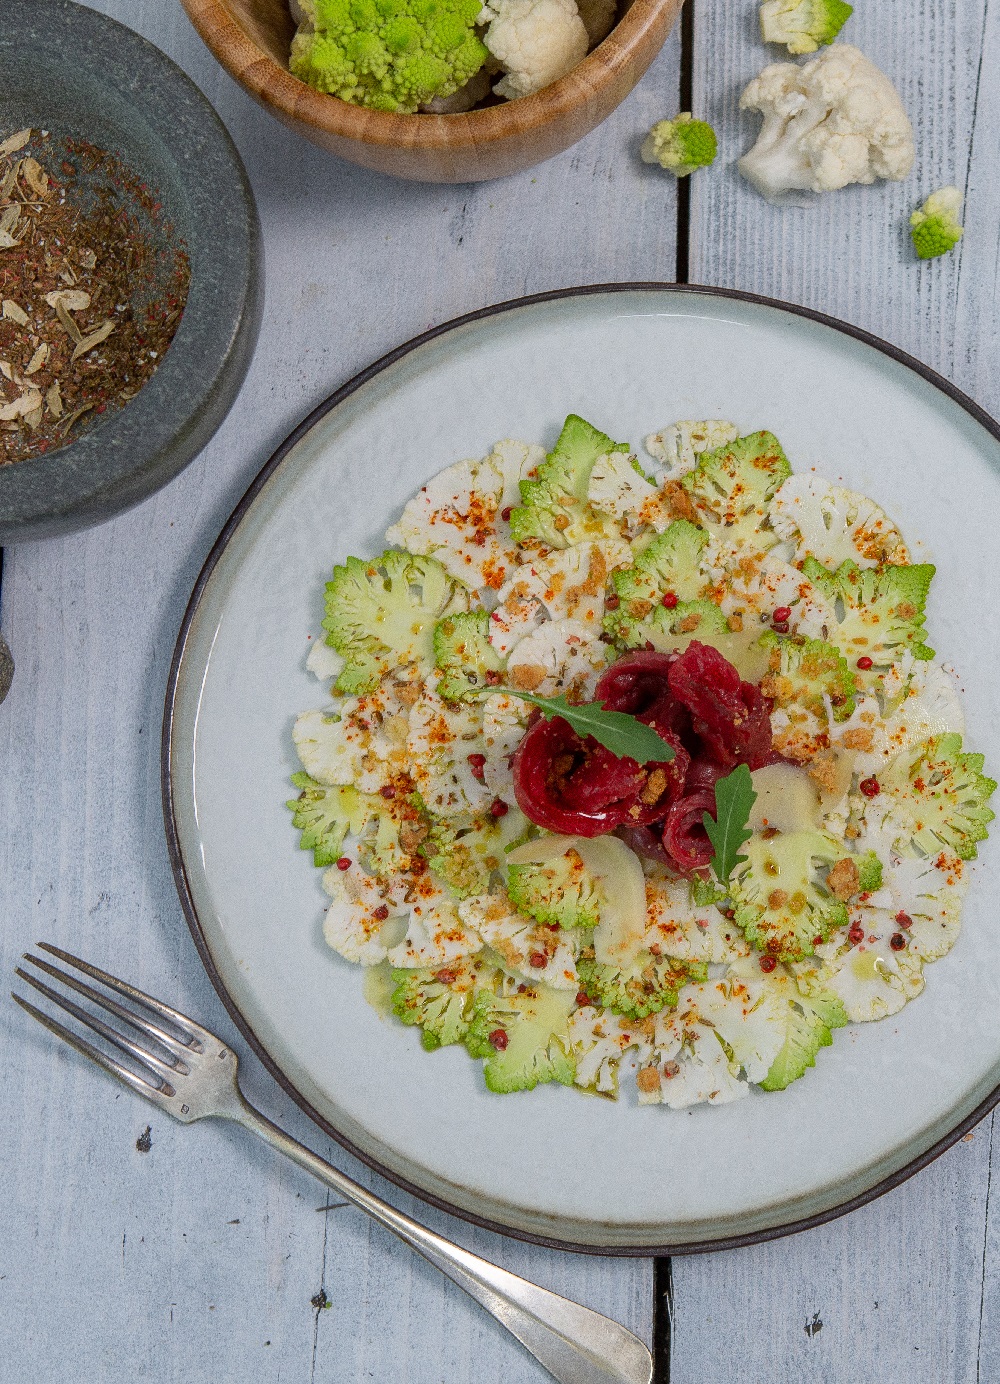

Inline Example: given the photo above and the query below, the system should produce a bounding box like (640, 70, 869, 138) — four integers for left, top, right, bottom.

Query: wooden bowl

(180, 0, 683, 182)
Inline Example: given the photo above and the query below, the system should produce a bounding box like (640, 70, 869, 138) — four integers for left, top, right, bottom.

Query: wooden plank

(0, 3, 682, 1379)
(673, 4, 1000, 1381)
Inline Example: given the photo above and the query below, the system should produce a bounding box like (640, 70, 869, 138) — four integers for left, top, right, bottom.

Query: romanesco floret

(391, 955, 496, 1050)
(434, 609, 503, 702)
(287, 774, 373, 866)
(507, 846, 604, 929)
(759, 0, 852, 54)
(730, 829, 848, 960)
(289, 0, 488, 113)
(323, 550, 465, 694)
(464, 982, 576, 1092)
(910, 186, 964, 260)
(640, 113, 718, 176)
(603, 520, 709, 646)
(577, 951, 706, 1020)
(424, 805, 529, 898)
(760, 631, 856, 720)
(802, 556, 935, 676)
(883, 733, 997, 861)
(509, 414, 632, 549)
(680, 431, 791, 550)
(854, 848, 883, 893)
(760, 985, 848, 1089)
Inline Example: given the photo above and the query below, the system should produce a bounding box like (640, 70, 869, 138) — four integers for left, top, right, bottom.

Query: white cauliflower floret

(801, 907, 923, 1022)
(569, 1006, 637, 1096)
(739, 45, 915, 202)
(459, 894, 579, 988)
(293, 707, 366, 786)
(644, 420, 740, 478)
(718, 550, 836, 641)
(479, 0, 589, 100)
(770, 473, 910, 570)
(505, 616, 610, 700)
(586, 451, 660, 520)
(643, 872, 750, 965)
(306, 638, 344, 684)
(635, 983, 750, 1108)
(321, 860, 407, 966)
(386, 885, 485, 969)
(407, 693, 492, 816)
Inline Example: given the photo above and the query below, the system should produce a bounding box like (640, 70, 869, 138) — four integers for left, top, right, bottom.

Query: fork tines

(13, 945, 205, 1107)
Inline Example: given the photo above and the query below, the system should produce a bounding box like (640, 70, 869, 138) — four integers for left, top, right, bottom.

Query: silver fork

(13, 944, 653, 1384)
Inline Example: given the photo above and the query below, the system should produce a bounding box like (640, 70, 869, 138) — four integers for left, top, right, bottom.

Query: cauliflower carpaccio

(738, 43, 915, 201)
(289, 412, 994, 1106)
(288, 0, 615, 113)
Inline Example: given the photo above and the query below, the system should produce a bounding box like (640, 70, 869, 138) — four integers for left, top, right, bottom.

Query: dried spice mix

(0, 127, 190, 465)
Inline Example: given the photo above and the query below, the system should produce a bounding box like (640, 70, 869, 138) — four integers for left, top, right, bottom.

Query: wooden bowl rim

(181, 0, 676, 150)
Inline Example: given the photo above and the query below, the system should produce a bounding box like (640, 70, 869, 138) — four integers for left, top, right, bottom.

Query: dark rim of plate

(161, 282, 1000, 1258)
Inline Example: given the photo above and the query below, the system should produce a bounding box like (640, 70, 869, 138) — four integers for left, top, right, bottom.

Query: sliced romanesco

(759, 631, 857, 762)
(680, 431, 792, 551)
(424, 804, 529, 898)
(882, 733, 997, 861)
(730, 829, 849, 960)
(641, 113, 718, 176)
(802, 556, 935, 681)
(507, 846, 604, 929)
(759, 0, 852, 54)
(603, 520, 709, 647)
(289, 0, 488, 114)
(509, 414, 633, 549)
(288, 775, 374, 866)
(323, 550, 465, 694)
(759, 983, 848, 1089)
(434, 609, 503, 702)
(577, 950, 706, 1020)
(391, 954, 497, 1050)
(910, 186, 964, 261)
(464, 982, 576, 1092)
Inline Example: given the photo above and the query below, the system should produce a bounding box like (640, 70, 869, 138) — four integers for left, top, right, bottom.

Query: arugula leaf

(703, 763, 757, 886)
(499, 689, 675, 763)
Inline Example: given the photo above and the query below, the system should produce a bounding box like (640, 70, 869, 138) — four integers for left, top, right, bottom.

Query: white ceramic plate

(165, 286, 1000, 1252)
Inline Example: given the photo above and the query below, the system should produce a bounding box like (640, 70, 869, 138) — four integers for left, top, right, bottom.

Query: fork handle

(227, 1095, 652, 1384)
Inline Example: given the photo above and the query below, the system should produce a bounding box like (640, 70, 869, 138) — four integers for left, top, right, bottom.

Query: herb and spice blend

(0, 127, 190, 466)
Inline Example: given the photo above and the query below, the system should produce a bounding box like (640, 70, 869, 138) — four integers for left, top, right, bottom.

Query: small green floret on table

(910, 186, 964, 260)
(641, 113, 718, 176)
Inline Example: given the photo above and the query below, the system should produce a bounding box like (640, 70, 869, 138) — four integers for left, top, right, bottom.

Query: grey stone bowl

(0, 0, 262, 541)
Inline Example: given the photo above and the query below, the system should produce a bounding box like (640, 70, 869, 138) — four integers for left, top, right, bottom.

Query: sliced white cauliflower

(458, 894, 579, 988)
(407, 693, 492, 816)
(505, 616, 610, 699)
(479, 0, 589, 100)
(634, 982, 749, 1108)
(739, 45, 915, 202)
(321, 860, 407, 966)
(770, 473, 910, 570)
(387, 882, 485, 969)
(293, 708, 365, 788)
(481, 691, 530, 805)
(718, 550, 836, 641)
(569, 1005, 637, 1096)
(834, 663, 964, 778)
(644, 420, 740, 478)
(587, 451, 660, 520)
(306, 638, 344, 684)
(643, 872, 750, 965)
(801, 907, 923, 1022)
(488, 541, 614, 656)
(385, 442, 540, 593)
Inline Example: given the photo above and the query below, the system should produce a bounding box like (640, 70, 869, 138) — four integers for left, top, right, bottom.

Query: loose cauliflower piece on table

(738, 45, 915, 202)
(479, 0, 589, 100)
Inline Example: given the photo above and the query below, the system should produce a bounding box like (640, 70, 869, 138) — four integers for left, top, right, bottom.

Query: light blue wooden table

(2, 2, 997, 1380)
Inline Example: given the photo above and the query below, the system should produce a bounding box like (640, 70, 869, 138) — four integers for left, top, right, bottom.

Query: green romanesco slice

(855, 849, 884, 893)
(507, 846, 605, 929)
(759, 985, 848, 1090)
(730, 830, 849, 961)
(391, 954, 498, 1051)
(802, 556, 935, 678)
(323, 549, 465, 695)
(640, 113, 718, 175)
(424, 805, 530, 899)
(464, 982, 576, 1092)
(910, 186, 964, 261)
(509, 414, 633, 550)
(289, 0, 488, 114)
(603, 521, 709, 646)
(882, 733, 997, 861)
(759, 631, 857, 722)
(680, 431, 791, 551)
(759, 0, 852, 54)
(434, 609, 503, 702)
(287, 775, 374, 867)
(576, 951, 707, 1021)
